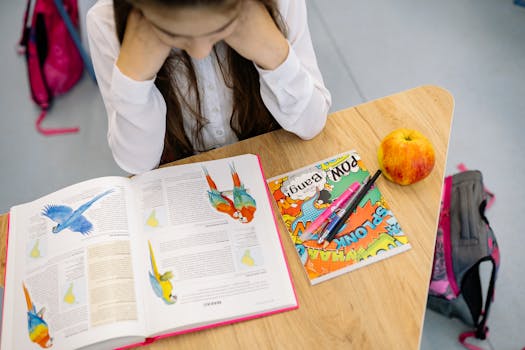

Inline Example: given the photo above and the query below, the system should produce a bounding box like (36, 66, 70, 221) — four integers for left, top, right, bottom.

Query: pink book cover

(1, 213, 10, 329)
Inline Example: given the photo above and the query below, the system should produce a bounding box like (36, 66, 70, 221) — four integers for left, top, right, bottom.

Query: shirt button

(212, 107, 219, 113)
(216, 129, 224, 136)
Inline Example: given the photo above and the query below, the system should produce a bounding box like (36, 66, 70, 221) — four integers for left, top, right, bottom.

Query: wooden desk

(0, 85, 453, 349)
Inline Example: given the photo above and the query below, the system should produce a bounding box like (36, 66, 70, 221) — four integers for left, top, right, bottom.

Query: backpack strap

(458, 255, 497, 350)
(18, 0, 33, 53)
(442, 175, 460, 295)
(459, 330, 488, 350)
(53, 0, 97, 83)
(36, 110, 79, 136)
(475, 257, 497, 339)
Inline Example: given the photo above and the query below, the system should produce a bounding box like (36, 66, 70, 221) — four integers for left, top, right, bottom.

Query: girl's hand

(225, 1, 289, 70)
(116, 9, 172, 81)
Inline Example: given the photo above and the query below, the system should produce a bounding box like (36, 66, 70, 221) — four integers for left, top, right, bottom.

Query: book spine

(255, 154, 299, 304)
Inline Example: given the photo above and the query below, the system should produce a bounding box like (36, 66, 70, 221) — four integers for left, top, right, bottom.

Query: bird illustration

(41, 189, 113, 235)
(203, 164, 257, 223)
(230, 163, 257, 223)
(23, 283, 53, 348)
(148, 241, 177, 305)
(203, 166, 238, 219)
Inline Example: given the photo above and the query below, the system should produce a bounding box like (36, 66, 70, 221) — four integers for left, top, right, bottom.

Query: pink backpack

(428, 167, 499, 350)
(18, 0, 95, 135)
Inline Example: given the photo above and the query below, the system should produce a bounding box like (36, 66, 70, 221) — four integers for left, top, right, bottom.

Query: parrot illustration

(203, 166, 238, 219)
(230, 163, 257, 223)
(23, 283, 53, 348)
(41, 189, 114, 235)
(203, 163, 257, 223)
(148, 241, 177, 305)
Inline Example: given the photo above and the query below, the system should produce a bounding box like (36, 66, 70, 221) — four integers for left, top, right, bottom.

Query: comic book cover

(267, 150, 411, 285)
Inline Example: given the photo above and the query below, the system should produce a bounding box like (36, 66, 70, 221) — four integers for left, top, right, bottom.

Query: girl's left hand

(225, 1, 289, 70)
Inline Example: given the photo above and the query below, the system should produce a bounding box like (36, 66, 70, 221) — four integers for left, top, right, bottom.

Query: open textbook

(1, 154, 297, 350)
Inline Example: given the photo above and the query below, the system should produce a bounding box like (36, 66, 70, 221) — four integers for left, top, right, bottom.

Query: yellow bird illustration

(148, 241, 177, 304)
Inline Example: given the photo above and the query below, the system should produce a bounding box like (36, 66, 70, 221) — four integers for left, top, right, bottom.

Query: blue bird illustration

(42, 189, 113, 235)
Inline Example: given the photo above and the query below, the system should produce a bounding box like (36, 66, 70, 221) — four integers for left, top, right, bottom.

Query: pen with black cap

(321, 170, 382, 245)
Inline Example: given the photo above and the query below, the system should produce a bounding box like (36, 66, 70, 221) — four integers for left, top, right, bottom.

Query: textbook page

(1, 177, 147, 350)
(129, 154, 297, 337)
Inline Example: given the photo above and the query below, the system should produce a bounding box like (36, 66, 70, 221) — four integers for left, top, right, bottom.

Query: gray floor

(1, 0, 524, 349)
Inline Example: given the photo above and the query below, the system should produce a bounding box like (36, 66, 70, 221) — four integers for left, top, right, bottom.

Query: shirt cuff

(110, 64, 157, 105)
(255, 41, 301, 87)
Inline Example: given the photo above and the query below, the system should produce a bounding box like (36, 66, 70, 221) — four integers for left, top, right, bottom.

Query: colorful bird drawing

(148, 241, 177, 305)
(203, 163, 257, 223)
(230, 163, 257, 223)
(203, 166, 238, 219)
(41, 189, 113, 235)
(23, 283, 53, 348)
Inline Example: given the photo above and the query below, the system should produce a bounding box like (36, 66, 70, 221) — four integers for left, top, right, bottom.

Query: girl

(87, 0, 331, 174)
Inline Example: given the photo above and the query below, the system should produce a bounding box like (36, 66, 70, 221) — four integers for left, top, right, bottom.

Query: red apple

(377, 128, 435, 185)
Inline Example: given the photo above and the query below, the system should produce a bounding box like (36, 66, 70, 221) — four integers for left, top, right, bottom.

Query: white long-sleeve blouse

(87, 0, 331, 174)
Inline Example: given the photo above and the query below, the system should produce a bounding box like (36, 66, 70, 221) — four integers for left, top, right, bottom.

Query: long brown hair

(113, 0, 286, 164)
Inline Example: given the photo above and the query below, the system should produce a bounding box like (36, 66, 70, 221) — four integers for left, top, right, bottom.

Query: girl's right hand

(116, 9, 171, 81)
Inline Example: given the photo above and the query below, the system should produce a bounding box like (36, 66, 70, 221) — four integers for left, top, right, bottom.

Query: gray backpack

(428, 170, 499, 348)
